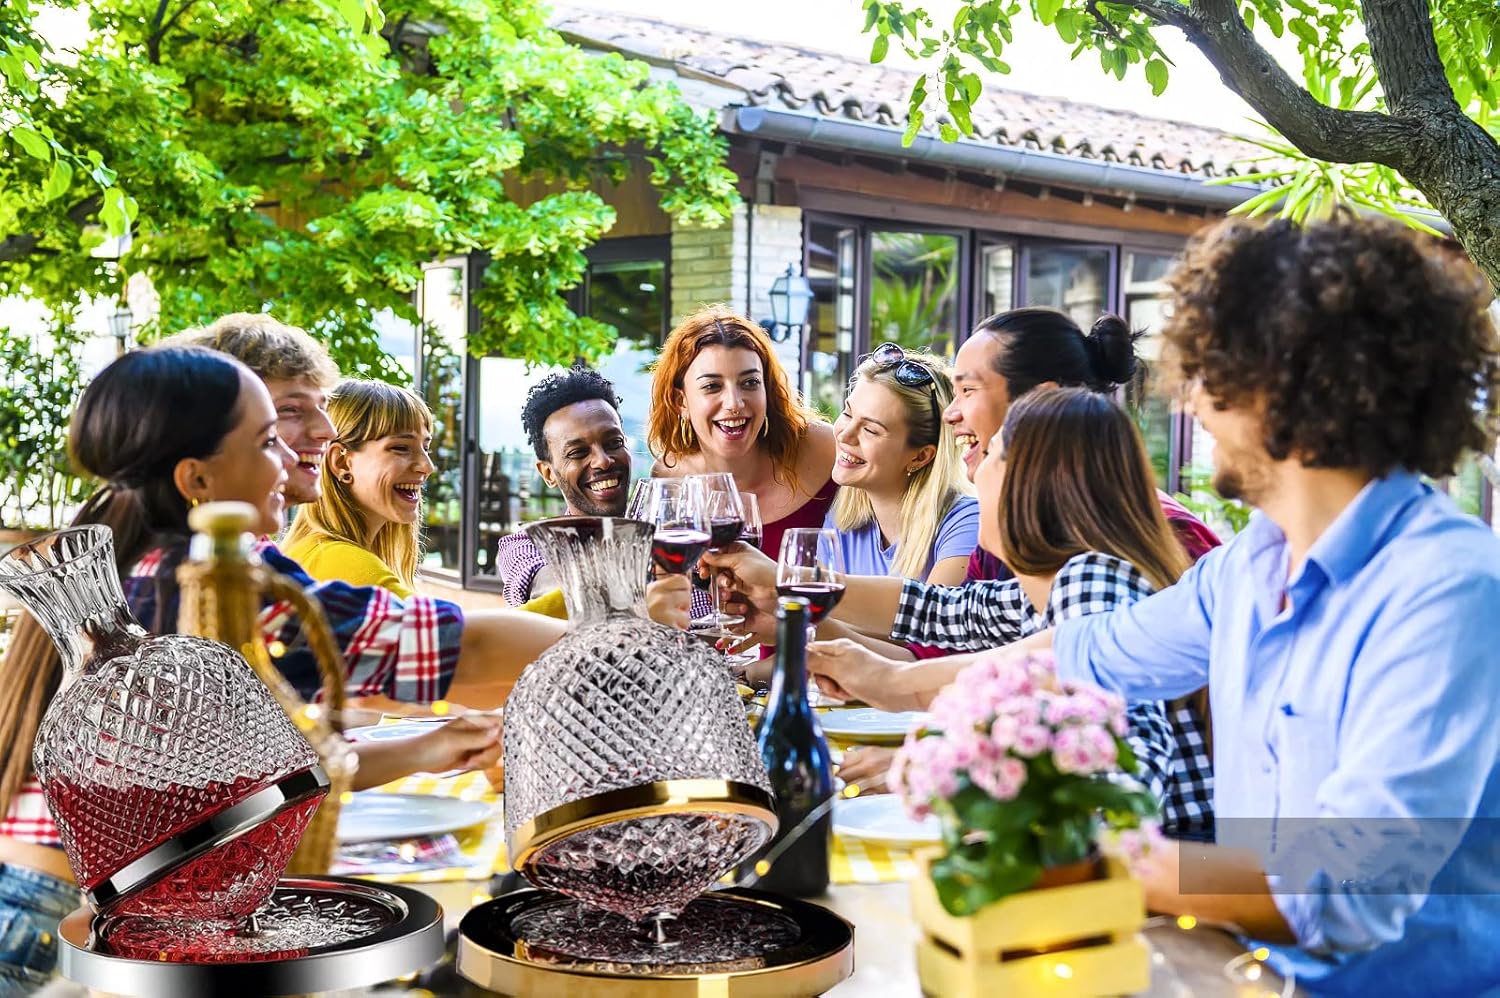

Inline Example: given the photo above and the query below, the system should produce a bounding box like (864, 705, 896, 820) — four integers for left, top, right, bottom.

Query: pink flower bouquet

(890, 651, 1159, 916)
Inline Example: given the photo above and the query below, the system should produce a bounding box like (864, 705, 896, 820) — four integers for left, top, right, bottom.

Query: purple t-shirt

(824, 494, 980, 579)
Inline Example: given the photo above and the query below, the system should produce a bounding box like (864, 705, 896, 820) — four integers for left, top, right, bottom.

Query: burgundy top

(758, 477, 839, 564)
(909, 490, 1222, 659)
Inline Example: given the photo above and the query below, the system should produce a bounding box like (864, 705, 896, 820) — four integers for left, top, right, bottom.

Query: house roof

(553, 6, 1269, 180)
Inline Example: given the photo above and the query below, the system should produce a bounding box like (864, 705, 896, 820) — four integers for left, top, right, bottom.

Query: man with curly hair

(496, 365, 690, 626)
(994, 214, 1500, 994)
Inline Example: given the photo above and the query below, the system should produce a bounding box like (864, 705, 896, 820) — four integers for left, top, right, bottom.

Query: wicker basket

(910, 850, 1149, 997)
(177, 503, 357, 875)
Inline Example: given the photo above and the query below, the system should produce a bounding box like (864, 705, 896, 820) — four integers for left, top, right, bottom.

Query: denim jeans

(0, 863, 77, 997)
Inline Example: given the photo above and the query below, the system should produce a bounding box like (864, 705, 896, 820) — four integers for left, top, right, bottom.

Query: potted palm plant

(891, 651, 1160, 997)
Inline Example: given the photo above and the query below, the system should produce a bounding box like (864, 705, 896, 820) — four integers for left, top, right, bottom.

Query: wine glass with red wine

(737, 492, 762, 550)
(775, 528, 846, 628)
(686, 473, 746, 629)
(646, 478, 711, 578)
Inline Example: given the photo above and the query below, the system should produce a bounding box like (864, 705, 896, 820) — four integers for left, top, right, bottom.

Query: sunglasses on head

(864, 342, 942, 440)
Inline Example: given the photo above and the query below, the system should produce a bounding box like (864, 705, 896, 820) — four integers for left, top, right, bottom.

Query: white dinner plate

(833, 794, 941, 847)
(345, 720, 450, 744)
(818, 708, 929, 744)
(335, 793, 494, 843)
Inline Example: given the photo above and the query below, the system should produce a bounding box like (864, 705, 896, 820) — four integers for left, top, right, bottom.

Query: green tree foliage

(0, 0, 739, 377)
(858, 0, 1500, 288)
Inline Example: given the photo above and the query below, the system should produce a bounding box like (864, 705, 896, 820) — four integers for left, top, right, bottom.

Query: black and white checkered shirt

(890, 550, 1215, 841)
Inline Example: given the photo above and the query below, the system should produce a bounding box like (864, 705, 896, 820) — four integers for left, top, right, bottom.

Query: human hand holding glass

(686, 473, 746, 628)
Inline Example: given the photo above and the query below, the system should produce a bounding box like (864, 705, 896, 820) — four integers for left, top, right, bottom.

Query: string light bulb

(1176, 914, 1198, 930)
(1253, 947, 1270, 961)
(1053, 962, 1074, 979)
(430, 700, 451, 717)
(267, 640, 287, 658)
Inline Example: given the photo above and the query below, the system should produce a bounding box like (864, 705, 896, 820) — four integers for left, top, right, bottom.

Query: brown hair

(995, 387, 1189, 592)
(646, 306, 818, 487)
(165, 312, 340, 389)
(0, 347, 245, 819)
(1161, 213, 1500, 477)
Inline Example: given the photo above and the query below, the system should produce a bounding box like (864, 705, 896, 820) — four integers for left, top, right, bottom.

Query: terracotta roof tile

(554, 5, 1269, 179)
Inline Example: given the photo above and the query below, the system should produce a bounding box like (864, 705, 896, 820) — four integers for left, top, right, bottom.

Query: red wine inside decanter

(48, 769, 325, 916)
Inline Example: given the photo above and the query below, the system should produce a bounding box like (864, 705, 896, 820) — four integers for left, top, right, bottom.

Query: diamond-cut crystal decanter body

(501, 517, 776, 922)
(0, 525, 326, 920)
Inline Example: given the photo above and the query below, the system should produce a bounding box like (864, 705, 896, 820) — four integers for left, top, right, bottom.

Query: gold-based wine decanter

(457, 516, 854, 997)
(0, 507, 442, 996)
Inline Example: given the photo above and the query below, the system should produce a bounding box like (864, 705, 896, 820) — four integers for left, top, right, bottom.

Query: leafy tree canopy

(858, 0, 1500, 288)
(1, 0, 739, 377)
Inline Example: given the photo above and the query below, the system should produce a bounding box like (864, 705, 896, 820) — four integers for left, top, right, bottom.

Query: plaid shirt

(126, 541, 462, 704)
(890, 550, 1214, 841)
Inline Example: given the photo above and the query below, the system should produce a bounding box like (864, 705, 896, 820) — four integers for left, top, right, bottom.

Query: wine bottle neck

(768, 606, 810, 708)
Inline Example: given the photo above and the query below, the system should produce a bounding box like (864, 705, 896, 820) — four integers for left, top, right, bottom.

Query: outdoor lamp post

(760, 264, 814, 343)
(107, 304, 133, 357)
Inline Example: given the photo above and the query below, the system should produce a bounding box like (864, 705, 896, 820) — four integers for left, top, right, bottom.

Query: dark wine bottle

(740, 596, 834, 897)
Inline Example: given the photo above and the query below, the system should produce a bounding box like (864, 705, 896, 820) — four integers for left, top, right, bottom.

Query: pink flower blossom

(1013, 723, 1052, 758)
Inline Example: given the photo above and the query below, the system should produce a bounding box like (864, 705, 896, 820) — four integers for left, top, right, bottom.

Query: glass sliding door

(869, 230, 961, 358)
(1019, 244, 1114, 328)
(804, 221, 858, 420)
(1122, 249, 1177, 490)
(416, 262, 469, 577)
(978, 241, 1015, 321)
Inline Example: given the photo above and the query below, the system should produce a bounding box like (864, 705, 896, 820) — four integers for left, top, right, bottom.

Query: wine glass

(737, 492, 762, 550)
(775, 528, 846, 628)
(645, 478, 711, 578)
(625, 478, 653, 521)
(687, 473, 746, 628)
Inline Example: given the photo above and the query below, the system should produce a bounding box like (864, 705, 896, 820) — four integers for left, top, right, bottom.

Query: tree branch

(146, 0, 172, 63)
(1360, 0, 1458, 113)
(1121, 0, 1420, 168)
(0, 195, 102, 264)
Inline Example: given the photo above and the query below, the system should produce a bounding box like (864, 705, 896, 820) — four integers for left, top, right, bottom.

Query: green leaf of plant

(903, 108, 925, 146)
(1036, 0, 1064, 26)
(939, 121, 959, 142)
(42, 158, 73, 202)
(11, 125, 51, 160)
(872, 33, 891, 64)
(962, 71, 982, 103)
(1145, 58, 1169, 95)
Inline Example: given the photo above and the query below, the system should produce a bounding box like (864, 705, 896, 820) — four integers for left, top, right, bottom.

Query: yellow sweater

(283, 534, 568, 619)
(282, 536, 414, 598)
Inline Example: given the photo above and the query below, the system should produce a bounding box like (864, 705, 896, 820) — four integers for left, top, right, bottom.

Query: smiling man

(498, 365, 633, 605)
(166, 312, 338, 506)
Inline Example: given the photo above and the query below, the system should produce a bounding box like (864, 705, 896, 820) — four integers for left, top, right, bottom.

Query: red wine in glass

(739, 526, 763, 550)
(775, 582, 845, 624)
(652, 528, 710, 576)
(692, 518, 744, 590)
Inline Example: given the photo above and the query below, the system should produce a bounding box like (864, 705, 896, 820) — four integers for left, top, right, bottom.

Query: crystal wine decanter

(501, 517, 776, 922)
(0, 525, 327, 920)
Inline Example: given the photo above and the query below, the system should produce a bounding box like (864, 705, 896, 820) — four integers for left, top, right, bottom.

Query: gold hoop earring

(341, 473, 353, 484)
(676, 415, 696, 452)
(760, 418, 769, 440)
(189, 497, 201, 509)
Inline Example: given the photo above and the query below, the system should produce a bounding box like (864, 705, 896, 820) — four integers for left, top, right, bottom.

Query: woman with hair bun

(945, 307, 1221, 582)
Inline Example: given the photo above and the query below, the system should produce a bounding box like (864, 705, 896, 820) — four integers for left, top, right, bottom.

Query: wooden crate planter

(910, 852, 1149, 997)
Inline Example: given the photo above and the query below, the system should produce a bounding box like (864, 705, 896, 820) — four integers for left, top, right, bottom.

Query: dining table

(337, 732, 1302, 998)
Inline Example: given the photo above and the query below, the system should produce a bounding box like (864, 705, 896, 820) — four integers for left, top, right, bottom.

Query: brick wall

(669, 203, 804, 378)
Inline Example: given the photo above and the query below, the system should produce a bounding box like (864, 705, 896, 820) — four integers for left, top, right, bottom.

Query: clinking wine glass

(687, 473, 746, 629)
(775, 528, 846, 630)
(646, 478, 711, 579)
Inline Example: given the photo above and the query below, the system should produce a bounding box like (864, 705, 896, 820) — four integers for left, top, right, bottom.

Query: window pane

(870, 231, 959, 358)
(980, 243, 1014, 319)
(470, 256, 667, 578)
(418, 266, 466, 574)
(805, 222, 856, 421)
(1451, 453, 1485, 518)
(1122, 249, 1177, 490)
(1023, 245, 1110, 327)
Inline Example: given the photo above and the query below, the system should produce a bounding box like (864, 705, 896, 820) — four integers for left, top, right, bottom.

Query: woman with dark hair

(703, 388, 1213, 841)
(0, 348, 563, 985)
(945, 308, 1220, 580)
(647, 306, 836, 562)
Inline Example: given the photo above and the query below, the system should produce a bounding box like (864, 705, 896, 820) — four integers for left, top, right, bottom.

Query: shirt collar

(1300, 470, 1426, 586)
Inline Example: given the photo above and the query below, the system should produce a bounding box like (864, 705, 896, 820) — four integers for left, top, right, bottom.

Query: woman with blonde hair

(826, 343, 976, 585)
(647, 306, 836, 562)
(283, 379, 433, 597)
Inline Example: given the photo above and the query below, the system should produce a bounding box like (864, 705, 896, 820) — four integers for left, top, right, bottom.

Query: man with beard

(954, 215, 1500, 996)
(499, 365, 689, 623)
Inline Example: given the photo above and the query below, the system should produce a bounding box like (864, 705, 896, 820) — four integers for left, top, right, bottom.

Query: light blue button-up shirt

(1055, 472, 1500, 996)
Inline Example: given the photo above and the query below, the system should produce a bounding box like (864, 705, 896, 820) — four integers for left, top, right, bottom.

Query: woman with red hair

(647, 306, 836, 566)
